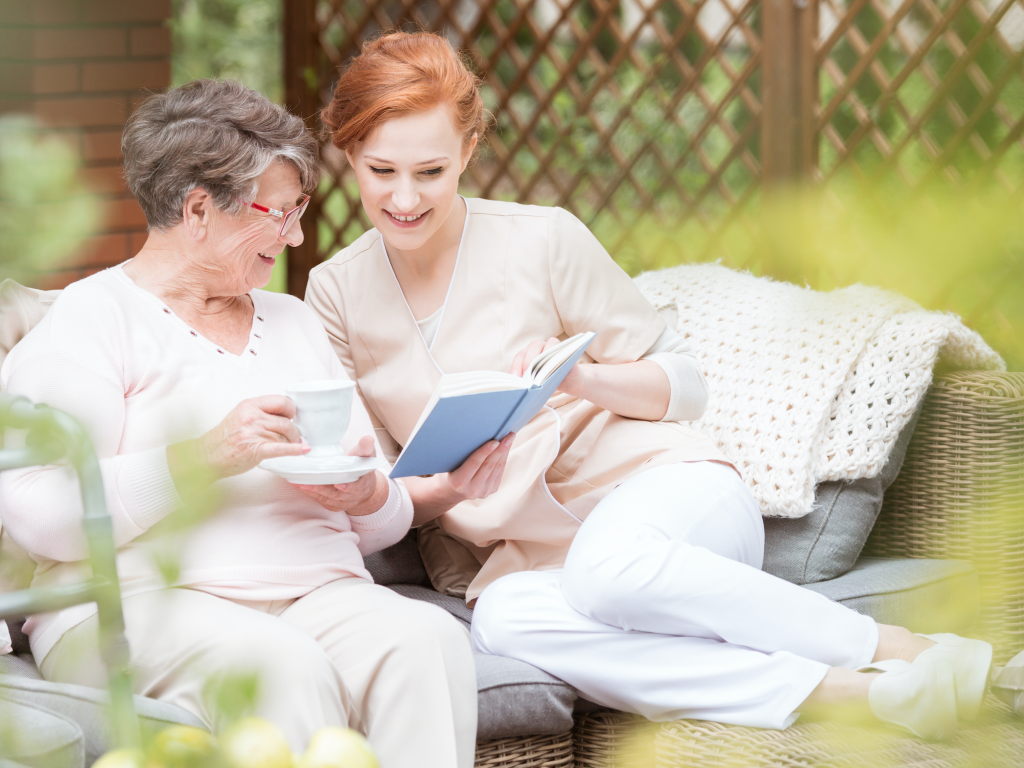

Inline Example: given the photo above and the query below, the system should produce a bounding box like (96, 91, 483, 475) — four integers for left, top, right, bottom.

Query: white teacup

(285, 380, 356, 456)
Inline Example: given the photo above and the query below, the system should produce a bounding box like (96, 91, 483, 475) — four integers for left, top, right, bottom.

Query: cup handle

(282, 394, 304, 439)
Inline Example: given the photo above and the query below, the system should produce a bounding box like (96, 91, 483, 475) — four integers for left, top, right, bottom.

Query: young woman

(304, 31, 991, 740)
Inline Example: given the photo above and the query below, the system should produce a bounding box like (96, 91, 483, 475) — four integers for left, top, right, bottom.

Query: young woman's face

(346, 105, 475, 253)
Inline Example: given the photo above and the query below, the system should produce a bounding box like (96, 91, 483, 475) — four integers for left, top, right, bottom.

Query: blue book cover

(389, 333, 595, 478)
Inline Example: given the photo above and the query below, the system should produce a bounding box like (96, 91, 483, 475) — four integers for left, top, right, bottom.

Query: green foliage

(0, 117, 99, 281)
(202, 671, 262, 724)
(171, 0, 290, 290)
(171, 0, 283, 104)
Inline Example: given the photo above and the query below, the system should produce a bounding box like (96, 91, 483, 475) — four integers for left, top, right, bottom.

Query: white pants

(472, 462, 878, 730)
(41, 578, 477, 768)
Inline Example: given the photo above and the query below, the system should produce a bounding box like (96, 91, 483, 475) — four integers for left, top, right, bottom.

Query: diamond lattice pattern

(310, 0, 763, 273)
(817, 0, 1024, 189)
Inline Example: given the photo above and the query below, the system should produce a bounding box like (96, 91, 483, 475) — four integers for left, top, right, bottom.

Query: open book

(388, 332, 596, 478)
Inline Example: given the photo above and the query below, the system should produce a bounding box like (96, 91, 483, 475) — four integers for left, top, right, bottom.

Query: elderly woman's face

(210, 161, 305, 292)
(346, 105, 473, 254)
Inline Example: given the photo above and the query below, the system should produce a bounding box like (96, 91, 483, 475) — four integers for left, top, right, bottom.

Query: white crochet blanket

(635, 264, 1004, 518)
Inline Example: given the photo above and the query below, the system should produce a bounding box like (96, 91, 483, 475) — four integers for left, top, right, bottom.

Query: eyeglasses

(244, 194, 311, 237)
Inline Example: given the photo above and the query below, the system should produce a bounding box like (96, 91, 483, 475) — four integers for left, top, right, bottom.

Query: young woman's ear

(461, 133, 478, 173)
(182, 188, 214, 240)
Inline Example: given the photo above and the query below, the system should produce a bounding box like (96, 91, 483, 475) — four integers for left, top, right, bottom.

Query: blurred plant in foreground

(613, 179, 1024, 371)
(0, 116, 99, 283)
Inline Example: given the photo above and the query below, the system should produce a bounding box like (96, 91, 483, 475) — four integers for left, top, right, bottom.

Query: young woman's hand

(511, 337, 584, 395)
(405, 432, 515, 526)
(168, 395, 308, 487)
(292, 435, 390, 515)
(444, 432, 515, 502)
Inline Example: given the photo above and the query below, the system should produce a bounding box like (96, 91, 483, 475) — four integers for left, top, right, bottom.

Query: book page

(527, 333, 591, 385)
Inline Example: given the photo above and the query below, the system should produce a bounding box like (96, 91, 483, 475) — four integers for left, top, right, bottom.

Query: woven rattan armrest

(864, 371, 1024, 662)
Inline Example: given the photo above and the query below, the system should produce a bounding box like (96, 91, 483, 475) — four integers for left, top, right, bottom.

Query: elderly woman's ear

(182, 188, 215, 240)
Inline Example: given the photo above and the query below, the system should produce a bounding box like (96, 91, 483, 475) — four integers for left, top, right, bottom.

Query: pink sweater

(0, 266, 413, 663)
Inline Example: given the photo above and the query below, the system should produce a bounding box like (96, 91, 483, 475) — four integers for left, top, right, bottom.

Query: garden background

(2, 0, 1023, 369)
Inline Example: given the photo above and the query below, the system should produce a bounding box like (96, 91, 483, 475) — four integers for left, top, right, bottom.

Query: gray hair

(122, 80, 320, 231)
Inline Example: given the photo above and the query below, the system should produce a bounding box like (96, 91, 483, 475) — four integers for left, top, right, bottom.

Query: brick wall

(0, 0, 171, 289)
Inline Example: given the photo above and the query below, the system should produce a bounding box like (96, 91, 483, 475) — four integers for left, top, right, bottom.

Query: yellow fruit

(298, 727, 378, 768)
(220, 717, 292, 768)
(147, 725, 218, 768)
(92, 749, 146, 768)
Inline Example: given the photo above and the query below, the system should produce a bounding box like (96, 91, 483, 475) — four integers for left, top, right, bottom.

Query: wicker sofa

(2, 363, 1022, 767)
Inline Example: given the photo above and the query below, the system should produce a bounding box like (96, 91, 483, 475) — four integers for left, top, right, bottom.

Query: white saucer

(260, 454, 387, 485)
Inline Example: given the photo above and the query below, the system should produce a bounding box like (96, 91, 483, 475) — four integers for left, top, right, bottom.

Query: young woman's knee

(471, 572, 549, 657)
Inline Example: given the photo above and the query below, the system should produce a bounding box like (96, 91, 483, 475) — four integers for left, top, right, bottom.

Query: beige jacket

(306, 198, 728, 601)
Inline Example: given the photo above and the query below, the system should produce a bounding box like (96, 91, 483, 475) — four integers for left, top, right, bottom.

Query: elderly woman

(0, 80, 506, 766)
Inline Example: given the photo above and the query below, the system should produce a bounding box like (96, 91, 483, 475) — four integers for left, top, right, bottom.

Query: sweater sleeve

(641, 326, 710, 422)
(0, 351, 182, 563)
(349, 478, 414, 556)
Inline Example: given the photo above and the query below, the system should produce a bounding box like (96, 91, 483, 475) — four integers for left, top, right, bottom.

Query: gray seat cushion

(0, 656, 205, 764)
(763, 407, 922, 586)
(385, 584, 575, 740)
(0, 696, 83, 768)
(364, 531, 431, 587)
(803, 556, 979, 634)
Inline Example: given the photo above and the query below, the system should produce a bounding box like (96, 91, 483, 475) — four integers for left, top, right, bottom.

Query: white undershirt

(416, 306, 444, 349)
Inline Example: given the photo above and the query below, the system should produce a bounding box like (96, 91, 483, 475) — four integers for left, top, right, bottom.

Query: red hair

(322, 31, 490, 158)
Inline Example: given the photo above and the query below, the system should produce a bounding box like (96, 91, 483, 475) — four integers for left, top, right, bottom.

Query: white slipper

(914, 633, 993, 721)
(864, 659, 958, 740)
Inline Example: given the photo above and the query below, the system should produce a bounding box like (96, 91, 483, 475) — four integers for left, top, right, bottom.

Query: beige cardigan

(306, 198, 727, 602)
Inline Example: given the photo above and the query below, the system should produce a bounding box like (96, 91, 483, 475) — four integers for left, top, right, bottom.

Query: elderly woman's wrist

(346, 471, 390, 516)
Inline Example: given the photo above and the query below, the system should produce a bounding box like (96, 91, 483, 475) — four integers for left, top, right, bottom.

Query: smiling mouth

(386, 210, 427, 223)
(258, 253, 276, 261)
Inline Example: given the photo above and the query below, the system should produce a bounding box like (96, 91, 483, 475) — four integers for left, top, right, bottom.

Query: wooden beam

(761, 0, 817, 184)
(283, 0, 321, 299)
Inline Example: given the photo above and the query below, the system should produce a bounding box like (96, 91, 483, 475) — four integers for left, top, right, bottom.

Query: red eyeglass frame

(244, 194, 311, 237)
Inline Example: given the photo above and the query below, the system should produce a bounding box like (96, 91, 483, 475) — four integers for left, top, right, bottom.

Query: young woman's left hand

(511, 336, 584, 395)
(292, 435, 389, 515)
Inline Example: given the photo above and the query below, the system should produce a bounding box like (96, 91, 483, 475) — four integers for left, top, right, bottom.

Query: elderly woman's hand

(168, 395, 308, 486)
(292, 436, 390, 516)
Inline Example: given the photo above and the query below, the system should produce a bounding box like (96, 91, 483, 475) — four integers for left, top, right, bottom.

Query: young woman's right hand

(168, 395, 309, 487)
(405, 432, 515, 526)
(444, 432, 515, 502)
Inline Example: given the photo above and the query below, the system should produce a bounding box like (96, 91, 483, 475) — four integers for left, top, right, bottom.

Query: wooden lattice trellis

(283, 0, 1024, 365)
(284, 0, 766, 295)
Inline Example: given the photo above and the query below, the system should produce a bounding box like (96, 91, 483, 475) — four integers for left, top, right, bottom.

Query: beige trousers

(40, 578, 477, 767)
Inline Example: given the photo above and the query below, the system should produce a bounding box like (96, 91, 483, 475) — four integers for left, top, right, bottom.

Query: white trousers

(472, 462, 878, 730)
(41, 578, 477, 768)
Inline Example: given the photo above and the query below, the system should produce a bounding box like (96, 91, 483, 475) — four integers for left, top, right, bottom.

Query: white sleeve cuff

(643, 348, 710, 423)
(348, 478, 402, 532)
(119, 446, 184, 530)
(1, 621, 12, 655)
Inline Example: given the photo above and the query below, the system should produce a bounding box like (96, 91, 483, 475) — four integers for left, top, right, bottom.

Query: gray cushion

(803, 556, 979, 634)
(386, 585, 576, 740)
(386, 584, 473, 626)
(763, 406, 922, 585)
(473, 654, 576, 740)
(0, 662, 205, 764)
(364, 531, 431, 587)
(0, 697, 83, 768)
